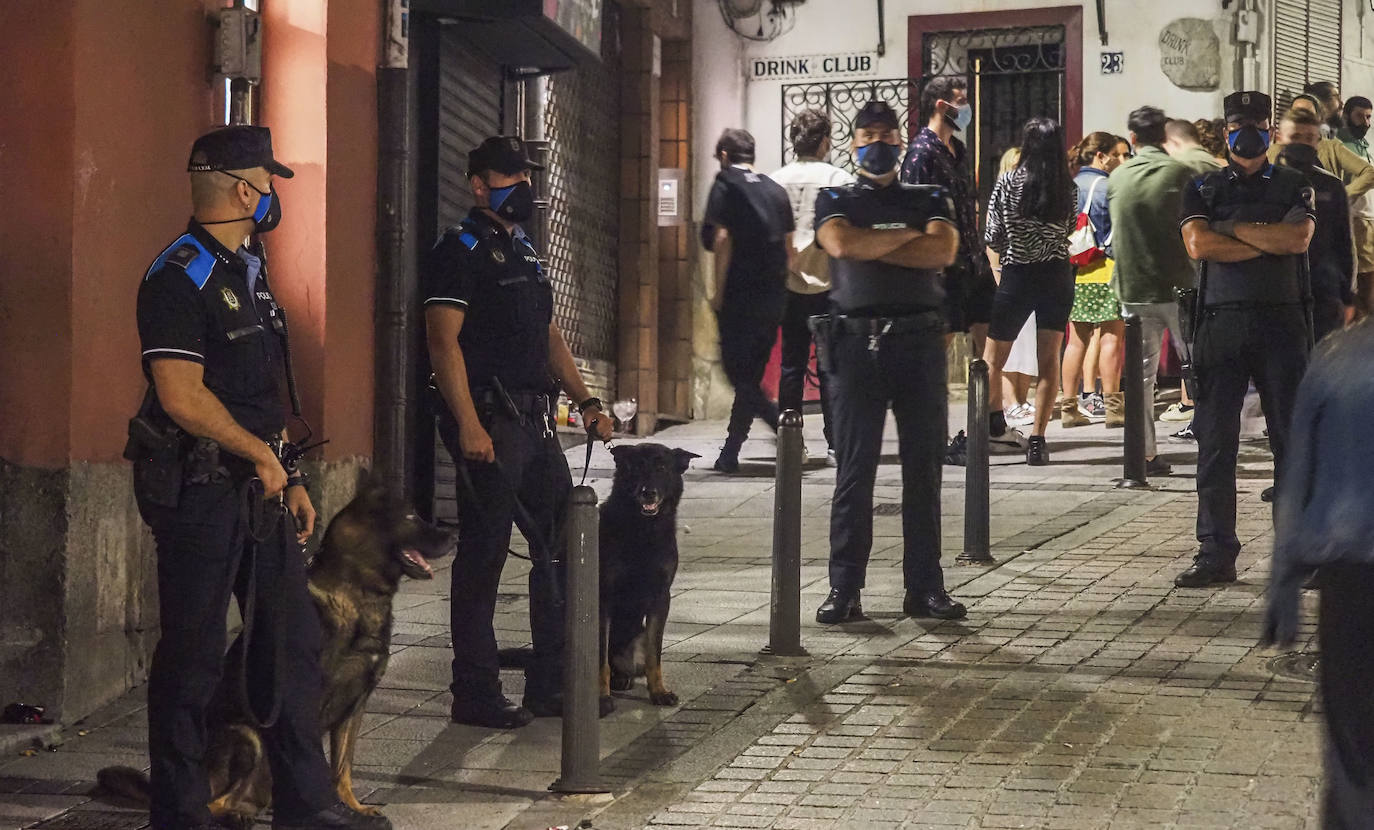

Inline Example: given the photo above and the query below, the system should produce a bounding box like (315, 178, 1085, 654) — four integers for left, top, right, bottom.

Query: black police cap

(186, 125, 294, 179)
(1223, 91, 1273, 124)
(854, 100, 900, 131)
(468, 135, 545, 176)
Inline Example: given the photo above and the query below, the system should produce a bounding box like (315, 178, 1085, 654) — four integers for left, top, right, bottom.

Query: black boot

(450, 694, 533, 729)
(1174, 555, 1237, 588)
(272, 802, 392, 830)
(903, 588, 967, 620)
(815, 588, 862, 624)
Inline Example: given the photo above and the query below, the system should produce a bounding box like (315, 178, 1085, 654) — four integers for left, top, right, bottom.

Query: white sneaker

(990, 425, 1029, 453)
(800, 444, 811, 464)
(1004, 403, 1035, 428)
(1159, 403, 1195, 423)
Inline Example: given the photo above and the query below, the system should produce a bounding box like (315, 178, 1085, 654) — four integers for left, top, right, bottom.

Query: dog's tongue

(402, 549, 434, 578)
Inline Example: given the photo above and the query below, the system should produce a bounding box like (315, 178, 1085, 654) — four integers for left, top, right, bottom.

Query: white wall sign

(747, 52, 878, 82)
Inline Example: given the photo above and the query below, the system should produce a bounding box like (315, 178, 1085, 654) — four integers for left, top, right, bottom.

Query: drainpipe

(375, 0, 415, 497)
(1236, 0, 1260, 91)
(524, 75, 551, 252)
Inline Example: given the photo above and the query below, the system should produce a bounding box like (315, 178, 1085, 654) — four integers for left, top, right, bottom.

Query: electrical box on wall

(216, 7, 262, 82)
(1236, 9, 1259, 43)
(657, 169, 685, 227)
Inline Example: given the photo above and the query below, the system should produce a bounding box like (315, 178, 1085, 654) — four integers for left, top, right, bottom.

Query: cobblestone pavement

(0, 402, 1325, 829)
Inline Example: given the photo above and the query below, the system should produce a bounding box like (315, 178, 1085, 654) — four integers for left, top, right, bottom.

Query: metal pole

(958, 359, 993, 564)
(551, 486, 608, 794)
(765, 410, 807, 657)
(1116, 314, 1150, 490)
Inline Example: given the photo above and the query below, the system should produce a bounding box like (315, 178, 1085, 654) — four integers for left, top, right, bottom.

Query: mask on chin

(855, 141, 902, 176)
(1278, 143, 1320, 169)
(488, 180, 535, 223)
(1228, 126, 1271, 159)
(1347, 122, 1370, 140)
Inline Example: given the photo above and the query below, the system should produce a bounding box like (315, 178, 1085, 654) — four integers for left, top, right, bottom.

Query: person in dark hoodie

(1264, 320, 1374, 828)
(1274, 107, 1356, 341)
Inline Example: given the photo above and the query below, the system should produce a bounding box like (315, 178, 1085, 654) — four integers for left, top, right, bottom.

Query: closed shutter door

(432, 31, 504, 526)
(1272, 0, 1342, 113)
(436, 27, 503, 232)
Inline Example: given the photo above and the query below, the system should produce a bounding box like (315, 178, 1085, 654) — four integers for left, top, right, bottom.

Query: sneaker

(1026, 435, 1049, 466)
(1083, 392, 1106, 419)
(1171, 423, 1196, 441)
(1004, 402, 1034, 427)
(1159, 402, 1194, 423)
(990, 425, 1029, 453)
(800, 444, 811, 464)
(826, 448, 837, 466)
(944, 431, 968, 466)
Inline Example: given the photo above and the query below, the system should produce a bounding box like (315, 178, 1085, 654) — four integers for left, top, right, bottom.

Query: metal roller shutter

(1272, 0, 1342, 113)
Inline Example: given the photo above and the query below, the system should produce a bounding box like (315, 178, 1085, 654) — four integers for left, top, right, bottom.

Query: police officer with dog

(811, 101, 968, 624)
(130, 126, 386, 829)
(423, 136, 613, 729)
(1176, 91, 1316, 588)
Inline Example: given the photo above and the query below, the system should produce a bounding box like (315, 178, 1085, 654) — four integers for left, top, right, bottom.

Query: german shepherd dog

(599, 444, 698, 711)
(99, 485, 454, 827)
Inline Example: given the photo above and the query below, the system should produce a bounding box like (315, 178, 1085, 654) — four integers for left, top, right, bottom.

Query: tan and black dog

(99, 484, 454, 827)
(599, 443, 697, 711)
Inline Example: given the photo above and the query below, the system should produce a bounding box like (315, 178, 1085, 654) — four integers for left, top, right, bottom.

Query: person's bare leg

(1033, 330, 1066, 437)
(1061, 321, 1092, 402)
(984, 338, 1015, 413)
(1083, 325, 1102, 397)
(1098, 319, 1124, 394)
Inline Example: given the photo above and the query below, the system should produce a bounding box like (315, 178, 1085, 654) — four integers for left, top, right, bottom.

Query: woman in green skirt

(1061, 133, 1131, 427)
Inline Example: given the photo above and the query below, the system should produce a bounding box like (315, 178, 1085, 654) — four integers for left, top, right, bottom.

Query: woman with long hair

(983, 117, 1078, 465)
(1060, 132, 1130, 428)
(995, 146, 1038, 427)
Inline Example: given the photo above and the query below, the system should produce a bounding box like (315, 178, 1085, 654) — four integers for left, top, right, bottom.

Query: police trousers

(717, 310, 781, 454)
(138, 479, 334, 830)
(1192, 306, 1307, 562)
(779, 290, 832, 447)
(439, 408, 569, 702)
(826, 318, 948, 593)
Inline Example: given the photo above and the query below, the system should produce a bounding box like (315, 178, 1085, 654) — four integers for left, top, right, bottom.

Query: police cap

(186, 125, 294, 178)
(468, 135, 545, 176)
(854, 100, 900, 131)
(1223, 91, 1273, 124)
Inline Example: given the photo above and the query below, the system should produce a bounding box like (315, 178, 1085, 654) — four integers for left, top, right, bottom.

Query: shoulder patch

(145, 234, 214, 290)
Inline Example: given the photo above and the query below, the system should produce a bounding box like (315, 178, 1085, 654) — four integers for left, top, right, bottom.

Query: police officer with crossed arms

(1176, 91, 1316, 588)
(424, 136, 613, 729)
(133, 126, 386, 829)
(811, 101, 968, 624)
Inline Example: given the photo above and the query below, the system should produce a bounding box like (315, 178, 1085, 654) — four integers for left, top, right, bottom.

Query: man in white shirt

(769, 109, 854, 458)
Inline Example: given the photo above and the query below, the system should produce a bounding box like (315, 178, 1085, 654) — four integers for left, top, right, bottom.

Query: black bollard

(764, 410, 807, 656)
(1116, 314, 1150, 490)
(550, 486, 608, 794)
(958, 360, 993, 564)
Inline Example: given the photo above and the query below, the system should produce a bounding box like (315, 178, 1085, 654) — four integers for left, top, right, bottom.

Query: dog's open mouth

(401, 548, 434, 579)
(638, 497, 663, 517)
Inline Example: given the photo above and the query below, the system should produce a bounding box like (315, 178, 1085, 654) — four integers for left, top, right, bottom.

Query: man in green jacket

(1107, 106, 1198, 470)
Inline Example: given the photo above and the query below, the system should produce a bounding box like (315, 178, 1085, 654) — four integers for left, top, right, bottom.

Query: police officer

(133, 127, 386, 829)
(812, 101, 967, 624)
(1176, 91, 1316, 588)
(423, 136, 613, 728)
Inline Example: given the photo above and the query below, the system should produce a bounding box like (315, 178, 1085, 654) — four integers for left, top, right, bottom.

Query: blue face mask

(856, 141, 902, 175)
(945, 102, 973, 132)
(1228, 125, 1271, 159)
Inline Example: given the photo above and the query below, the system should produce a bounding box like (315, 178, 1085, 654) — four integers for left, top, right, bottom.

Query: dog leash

(232, 477, 290, 731)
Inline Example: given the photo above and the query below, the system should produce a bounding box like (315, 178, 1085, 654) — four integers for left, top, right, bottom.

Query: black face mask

(489, 180, 534, 223)
(855, 141, 902, 176)
(1347, 121, 1370, 141)
(1228, 125, 1271, 160)
(1279, 143, 1320, 169)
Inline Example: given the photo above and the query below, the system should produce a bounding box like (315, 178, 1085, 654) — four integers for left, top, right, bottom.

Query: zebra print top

(984, 167, 1079, 265)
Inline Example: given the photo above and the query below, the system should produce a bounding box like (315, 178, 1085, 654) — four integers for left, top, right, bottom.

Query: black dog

(599, 443, 698, 710)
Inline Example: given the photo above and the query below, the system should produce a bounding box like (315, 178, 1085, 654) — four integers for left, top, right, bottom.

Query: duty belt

(476, 387, 551, 415)
(834, 310, 943, 336)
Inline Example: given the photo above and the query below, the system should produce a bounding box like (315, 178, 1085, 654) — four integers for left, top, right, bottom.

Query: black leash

(232, 477, 290, 730)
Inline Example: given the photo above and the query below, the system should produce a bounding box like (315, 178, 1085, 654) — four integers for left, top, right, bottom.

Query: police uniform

(811, 101, 966, 624)
(422, 137, 569, 725)
(1177, 91, 1316, 587)
(132, 127, 353, 829)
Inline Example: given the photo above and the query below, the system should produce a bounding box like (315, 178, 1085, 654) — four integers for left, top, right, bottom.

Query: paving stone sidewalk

(0, 402, 1323, 829)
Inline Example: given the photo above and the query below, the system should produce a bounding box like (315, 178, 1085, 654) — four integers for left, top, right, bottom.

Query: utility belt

(809, 309, 943, 371)
(473, 381, 556, 439)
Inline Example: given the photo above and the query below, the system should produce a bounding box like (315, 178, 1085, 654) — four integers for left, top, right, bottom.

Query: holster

(125, 415, 185, 509)
(808, 314, 836, 374)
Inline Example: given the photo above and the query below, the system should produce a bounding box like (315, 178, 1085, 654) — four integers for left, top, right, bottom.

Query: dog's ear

(609, 444, 633, 464)
(672, 448, 700, 473)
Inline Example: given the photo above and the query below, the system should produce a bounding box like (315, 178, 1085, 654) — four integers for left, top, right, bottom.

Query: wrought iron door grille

(921, 25, 1065, 81)
(780, 78, 915, 171)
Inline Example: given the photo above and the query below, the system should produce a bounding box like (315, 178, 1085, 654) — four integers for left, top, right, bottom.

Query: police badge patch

(221, 287, 241, 310)
(491, 249, 506, 264)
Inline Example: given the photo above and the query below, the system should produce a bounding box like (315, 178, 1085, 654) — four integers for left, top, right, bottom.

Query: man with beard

(1337, 96, 1374, 316)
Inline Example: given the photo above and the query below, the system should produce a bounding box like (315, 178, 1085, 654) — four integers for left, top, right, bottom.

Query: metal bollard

(764, 410, 807, 656)
(1116, 314, 1150, 490)
(958, 359, 993, 564)
(550, 486, 608, 794)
